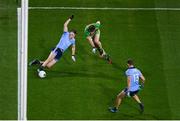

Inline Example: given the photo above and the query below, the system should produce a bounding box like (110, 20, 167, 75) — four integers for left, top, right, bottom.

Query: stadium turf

(1, 0, 180, 119)
(0, 0, 17, 119)
(27, 8, 180, 120)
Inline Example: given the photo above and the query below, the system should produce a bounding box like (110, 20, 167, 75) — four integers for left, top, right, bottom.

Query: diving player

(29, 15, 77, 71)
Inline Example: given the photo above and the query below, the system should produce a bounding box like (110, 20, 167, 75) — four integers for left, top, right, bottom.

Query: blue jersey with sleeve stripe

(56, 32, 75, 52)
(125, 67, 142, 91)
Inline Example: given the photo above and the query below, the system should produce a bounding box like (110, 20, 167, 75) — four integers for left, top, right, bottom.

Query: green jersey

(84, 23, 101, 38)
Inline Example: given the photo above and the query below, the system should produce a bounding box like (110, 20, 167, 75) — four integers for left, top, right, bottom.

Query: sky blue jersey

(125, 67, 142, 91)
(56, 32, 75, 52)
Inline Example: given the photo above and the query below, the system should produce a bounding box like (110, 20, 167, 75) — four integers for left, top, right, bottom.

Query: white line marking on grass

(29, 7, 180, 11)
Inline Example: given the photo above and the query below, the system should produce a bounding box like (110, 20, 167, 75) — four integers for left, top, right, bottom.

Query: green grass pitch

(1, 0, 180, 119)
(0, 0, 17, 119)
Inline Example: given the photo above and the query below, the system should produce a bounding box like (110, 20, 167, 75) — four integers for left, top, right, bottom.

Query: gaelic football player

(29, 15, 77, 71)
(84, 21, 112, 64)
(109, 59, 145, 113)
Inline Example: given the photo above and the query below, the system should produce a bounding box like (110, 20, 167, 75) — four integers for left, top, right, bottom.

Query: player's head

(88, 25, 96, 33)
(69, 29, 77, 39)
(127, 59, 134, 67)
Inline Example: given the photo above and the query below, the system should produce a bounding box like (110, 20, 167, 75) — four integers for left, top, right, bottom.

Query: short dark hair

(70, 29, 77, 34)
(127, 59, 134, 65)
(88, 25, 96, 32)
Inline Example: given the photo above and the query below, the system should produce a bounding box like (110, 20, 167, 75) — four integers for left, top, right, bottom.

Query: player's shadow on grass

(120, 112, 160, 120)
(111, 62, 127, 72)
(98, 83, 159, 120)
(48, 70, 120, 80)
(99, 83, 118, 107)
(116, 99, 160, 119)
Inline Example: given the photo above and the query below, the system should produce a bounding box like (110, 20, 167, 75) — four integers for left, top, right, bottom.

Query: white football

(38, 70, 46, 78)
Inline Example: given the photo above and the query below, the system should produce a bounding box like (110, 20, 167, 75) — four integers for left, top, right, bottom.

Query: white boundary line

(29, 7, 180, 11)
(17, 0, 28, 120)
(17, 7, 21, 121)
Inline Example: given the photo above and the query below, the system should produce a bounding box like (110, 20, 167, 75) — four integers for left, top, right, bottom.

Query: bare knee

(46, 60, 57, 68)
(117, 95, 122, 99)
(42, 56, 53, 66)
(94, 39, 100, 45)
(46, 63, 52, 68)
(117, 92, 125, 99)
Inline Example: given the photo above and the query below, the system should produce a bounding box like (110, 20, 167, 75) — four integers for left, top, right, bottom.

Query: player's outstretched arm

(72, 45, 76, 55)
(63, 15, 74, 32)
(71, 45, 76, 62)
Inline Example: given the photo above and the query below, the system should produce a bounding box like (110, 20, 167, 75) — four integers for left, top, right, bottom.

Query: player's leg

(29, 59, 44, 66)
(86, 36, 96, 48)
(29, 59, 41, 66)
(29, 52, 55, 67)
(93, 31, 112, 64)
(39, 48, 63, 70)
(132, 94, 144, 113)
(109, 88, 127, 113)
(115, 91, 126, 108)
(132, 94, 141, 103)
(41, 52, 56, 67)
(94, 34, 102, 49)
(46, 59, 58, 68)
(37, 49, 57, 71)
(93, 31, 105, 56)
(29, 47, 58, 67)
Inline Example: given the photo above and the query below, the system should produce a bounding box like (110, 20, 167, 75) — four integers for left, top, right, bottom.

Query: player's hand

(92, 47, 97, 54)
(141, 82, 144, 87)
(69, 15, 74, 20)
(127, 91, 131, 97)
(139, 83, 144, 90)
(96, 21, 100, 24)
(71, 55, 76, 62)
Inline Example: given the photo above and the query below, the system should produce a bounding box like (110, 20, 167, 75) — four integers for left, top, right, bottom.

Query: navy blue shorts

(123, 88, 139, 97)
(51, 47, 63, 61)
